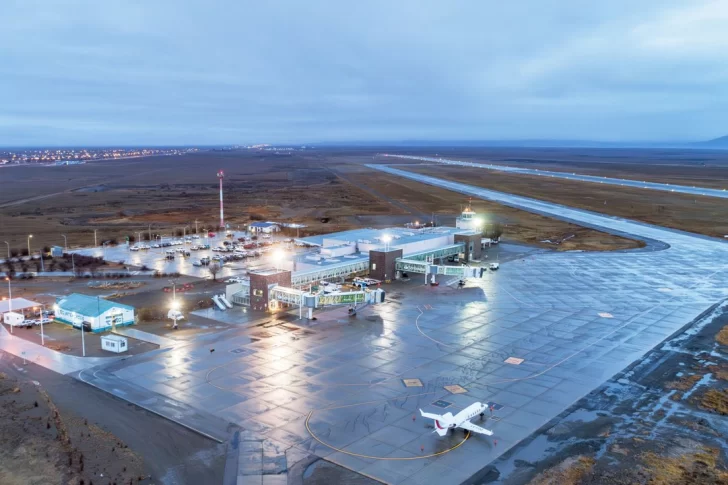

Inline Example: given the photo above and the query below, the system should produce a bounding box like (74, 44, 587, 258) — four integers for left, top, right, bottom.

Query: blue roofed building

(54, 293, 135, 333)
(248, 221, 280, 233)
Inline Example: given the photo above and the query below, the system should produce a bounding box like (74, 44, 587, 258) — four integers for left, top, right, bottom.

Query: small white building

(101, 335, 128, 353)
(3, 312, 24, 327)
(55, 293, 135, 333)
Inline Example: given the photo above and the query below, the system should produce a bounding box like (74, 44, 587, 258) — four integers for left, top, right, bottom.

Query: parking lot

(71, 232, 302, 279)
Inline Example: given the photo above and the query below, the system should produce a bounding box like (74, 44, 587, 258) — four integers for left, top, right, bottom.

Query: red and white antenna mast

(217, 170, 225, 229)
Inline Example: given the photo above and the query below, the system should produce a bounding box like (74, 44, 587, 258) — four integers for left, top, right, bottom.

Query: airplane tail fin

(420, 409, 451, 436)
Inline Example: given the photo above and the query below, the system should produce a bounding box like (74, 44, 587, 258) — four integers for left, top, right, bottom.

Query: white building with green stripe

(54, 293, 135, 333)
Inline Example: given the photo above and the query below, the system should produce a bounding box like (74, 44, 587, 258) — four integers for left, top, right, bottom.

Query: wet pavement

(52, 169, 728, 484)
(70, 232, 298, 279)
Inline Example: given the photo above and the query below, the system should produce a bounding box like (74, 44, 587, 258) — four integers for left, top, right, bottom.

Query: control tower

(455, 200, 478, 231)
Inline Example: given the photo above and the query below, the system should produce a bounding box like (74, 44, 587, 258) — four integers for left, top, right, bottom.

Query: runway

(383, 154, 728, 199)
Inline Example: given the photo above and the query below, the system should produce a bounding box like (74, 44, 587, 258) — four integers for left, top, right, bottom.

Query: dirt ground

(0, 147, 672, 254)
(0, 150, 392, 249)
(484, 304, 728, 485)
(0, 351, 226, 484)
(406, 164, 728, 239)
(6, 322, 159, 357)
(0, 370, 145, 485)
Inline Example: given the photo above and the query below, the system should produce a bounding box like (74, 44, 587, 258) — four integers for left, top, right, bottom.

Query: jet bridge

(395, 257, 483, 282)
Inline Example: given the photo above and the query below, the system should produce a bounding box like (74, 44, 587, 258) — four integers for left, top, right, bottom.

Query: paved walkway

(75, 365, 234, 443)
(113, 327, 178, 347)
(0, 324, 116, 374)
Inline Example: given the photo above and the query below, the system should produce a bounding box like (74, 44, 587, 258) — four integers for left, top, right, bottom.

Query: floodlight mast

(217, 170, 225, 230)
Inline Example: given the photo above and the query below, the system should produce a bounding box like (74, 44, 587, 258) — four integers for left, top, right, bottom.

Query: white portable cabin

(101, 335, 128, 353)
(3, 312, 24, 327)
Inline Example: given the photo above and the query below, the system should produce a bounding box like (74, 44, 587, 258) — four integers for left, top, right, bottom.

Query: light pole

(183, 226, 190, 238)
(62, 234, 68, 250)
(170, 280, 179, 329)
(80, 312, 86, 356)
(136, 232, 142, 246)
(194, 219, 199, 234)
(94, 229, 97, 247)
(70, 253, 76, 275)
(382, 234, 391, 252)
(5, 277, 12, 334)
(3, 241, 9, 260)
(148, 224, 152, 242)
(27, 234, 33, 257)
(273, 248, 285, 272)
(37, 305, 44, 346)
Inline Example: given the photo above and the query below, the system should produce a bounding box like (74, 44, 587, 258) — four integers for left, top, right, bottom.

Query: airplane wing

(459, 420, 493, 436)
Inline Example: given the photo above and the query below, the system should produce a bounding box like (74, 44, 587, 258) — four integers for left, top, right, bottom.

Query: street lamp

(272, 248, 286, 271)
(3, 241, 9, 260)
(36, 305, 44, 346)
(5, 277, 12, 334)
(183, 226, 190, 238)
(169, 280, 179, 329)
(94, 229, 97, 247)
(382, 234, 391, 252)
(62, 234, 68, 250)
(27, 234, 33, 257)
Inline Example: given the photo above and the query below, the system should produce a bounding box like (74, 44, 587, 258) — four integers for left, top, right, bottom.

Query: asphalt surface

(384, 154, 728, 199)
(0, 350, 227, 485)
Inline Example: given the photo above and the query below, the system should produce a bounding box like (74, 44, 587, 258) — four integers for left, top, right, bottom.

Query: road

(0, 350, 226, 484)
(384, 154, 728, 199)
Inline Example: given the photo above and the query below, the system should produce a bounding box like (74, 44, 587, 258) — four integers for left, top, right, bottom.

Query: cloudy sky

(1, 0, 727, 146)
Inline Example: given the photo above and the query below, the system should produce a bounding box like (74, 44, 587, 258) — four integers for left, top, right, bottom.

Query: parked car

(489, 263, 500, 270)
(36, 317, 52, 325)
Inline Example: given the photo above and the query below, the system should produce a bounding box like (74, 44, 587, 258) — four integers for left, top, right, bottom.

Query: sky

(1, 0, 727, 146)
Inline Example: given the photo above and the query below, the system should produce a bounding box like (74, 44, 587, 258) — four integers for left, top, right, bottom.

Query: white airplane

(420, 402, 494, 437)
